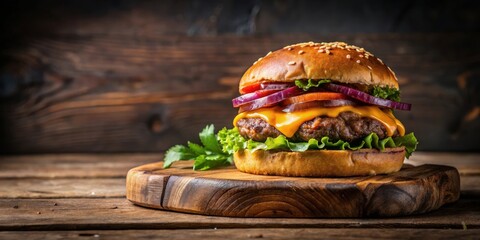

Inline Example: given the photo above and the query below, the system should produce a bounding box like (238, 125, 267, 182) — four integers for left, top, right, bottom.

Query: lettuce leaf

(295, 79, 331, 91)
(295, 79, 401, 102)
(372, 86, 401, 102)
(218, 127, 418, 158)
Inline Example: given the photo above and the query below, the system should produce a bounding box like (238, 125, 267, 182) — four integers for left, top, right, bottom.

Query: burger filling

(228, 79, 417, 157)
(237, 112, 397, 143)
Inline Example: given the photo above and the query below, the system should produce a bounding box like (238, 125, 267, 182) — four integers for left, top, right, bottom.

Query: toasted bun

(240, 42, 398, 94)
(233, 147, 405, 177)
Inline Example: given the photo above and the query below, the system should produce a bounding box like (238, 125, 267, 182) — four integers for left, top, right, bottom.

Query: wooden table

(0, 152, 479, 239)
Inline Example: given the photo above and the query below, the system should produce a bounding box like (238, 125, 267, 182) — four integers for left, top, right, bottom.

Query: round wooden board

(126, 161, 460, 218)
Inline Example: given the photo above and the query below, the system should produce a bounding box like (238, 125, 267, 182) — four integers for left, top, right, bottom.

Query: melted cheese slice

(233, 106, 405, 138)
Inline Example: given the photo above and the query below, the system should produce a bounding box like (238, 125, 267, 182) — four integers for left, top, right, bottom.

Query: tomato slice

(240, 82, 293, 94)
(240, 83, 261, 94)
(283, 92, 349, 105)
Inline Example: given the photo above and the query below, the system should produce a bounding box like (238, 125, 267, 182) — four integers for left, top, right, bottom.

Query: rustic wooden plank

(0, 228, 478, 240)
(0, 175, 476, 199)
(0, 198, 478, 230)
(1, 33, 478, 153)
(1, 153, 477, 178)
(0, 153, 477, 199)
(460, 176, 480, 197)
(2, 1, 477, 38)
(406, 152, 480, 175)
(127, 162, 460, 217)
(0, 178, 125, 198)
(0, 154, 160, 178)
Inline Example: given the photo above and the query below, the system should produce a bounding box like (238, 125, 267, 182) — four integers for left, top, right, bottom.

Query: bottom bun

(233, 147, 406, 177)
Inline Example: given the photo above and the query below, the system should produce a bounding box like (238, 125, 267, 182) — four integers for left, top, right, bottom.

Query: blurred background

(0, 0, 478, 154)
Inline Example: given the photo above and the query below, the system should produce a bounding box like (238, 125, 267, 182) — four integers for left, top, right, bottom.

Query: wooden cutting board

(126, 161, 460, 218)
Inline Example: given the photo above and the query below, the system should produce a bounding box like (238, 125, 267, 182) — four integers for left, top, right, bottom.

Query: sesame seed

(346, 54, 351, 59)
(288, 61, 296, 65)
(258, 57, 263, 61)
(266, 51, 272, 56)
(281, 42, 377, 63)
(367, 66, 372, 70)
(356, 60, 361, 64)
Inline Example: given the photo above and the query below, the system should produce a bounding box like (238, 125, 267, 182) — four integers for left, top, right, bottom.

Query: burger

(164, 41, 418, 177)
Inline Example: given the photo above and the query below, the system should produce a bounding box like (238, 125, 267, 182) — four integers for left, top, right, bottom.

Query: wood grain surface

(1, 198, 478, 231)
(1, 153, 478, 200)
(0, 154, 160, 178)
(1, 228, 479, 240)
(0, 178, 125, 199)
(0, 1, 478, 154)
(126, 161, 460, 218)
(0, 153, 478, 235)
(1, 33, 478, 153)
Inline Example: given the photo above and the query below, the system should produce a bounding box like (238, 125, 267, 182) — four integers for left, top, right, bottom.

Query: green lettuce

(295, 79, 331, 91)
(218, 127, 418, 158)
(295, 79, 401, 102)
(164, 125, 418, 170)
(372, 86, 401, 102)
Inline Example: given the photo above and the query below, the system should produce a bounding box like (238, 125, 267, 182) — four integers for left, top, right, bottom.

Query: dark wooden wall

(0, 0, 479, 153)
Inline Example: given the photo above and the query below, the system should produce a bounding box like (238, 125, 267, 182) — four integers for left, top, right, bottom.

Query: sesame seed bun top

(239, 42, 399, 94)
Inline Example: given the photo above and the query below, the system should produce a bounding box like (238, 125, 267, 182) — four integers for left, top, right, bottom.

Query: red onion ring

(232, 89, 279, 107)
(238, 86, 303, 112)
(282, 99, 359, 113)
(324, 83, 411, 111)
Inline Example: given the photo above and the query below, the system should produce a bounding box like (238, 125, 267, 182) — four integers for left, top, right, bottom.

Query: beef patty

(236, 112, 397, 142)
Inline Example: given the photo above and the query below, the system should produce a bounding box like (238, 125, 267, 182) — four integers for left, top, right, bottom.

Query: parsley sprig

(163, 125, 232, 170)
